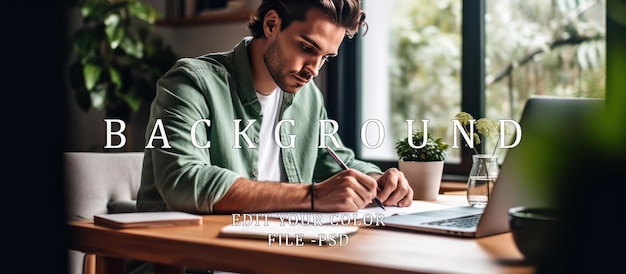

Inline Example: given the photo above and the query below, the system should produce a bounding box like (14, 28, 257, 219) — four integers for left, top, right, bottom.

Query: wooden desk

(440, 181, 467, 194)
(67, 195, 534, 274)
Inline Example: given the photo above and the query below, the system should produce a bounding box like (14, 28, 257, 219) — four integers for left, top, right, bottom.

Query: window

(360, 0, 462, 163)
(326, 0, 606, 180)
(484, 0, 606, 160)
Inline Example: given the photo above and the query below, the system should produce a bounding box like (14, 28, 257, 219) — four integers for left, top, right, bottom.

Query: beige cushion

(64, 152, 144, 274)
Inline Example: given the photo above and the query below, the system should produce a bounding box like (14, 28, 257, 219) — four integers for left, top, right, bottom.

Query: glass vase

(466, 154, 499, 208)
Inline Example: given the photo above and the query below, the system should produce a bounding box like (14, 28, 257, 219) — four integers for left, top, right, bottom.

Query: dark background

(5, 1, 67, 273)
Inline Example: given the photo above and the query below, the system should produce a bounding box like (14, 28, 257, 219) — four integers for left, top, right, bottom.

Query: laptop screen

(476, 96, 605, 237)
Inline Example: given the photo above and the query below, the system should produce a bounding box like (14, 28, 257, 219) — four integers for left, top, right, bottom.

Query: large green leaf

(109, 66, 122, 93)
(120, 90, 142, 112)
(73, 28, 99, 61)
(83, 63, 102, 91)
(105, 13, 125, 49)
(114, 77, 142, 113)
(129, 0, 157, 23)
(80, 0, 98, 18)
(119, 35, 144, 59)
(89, 83, 107, 110)
(81, 0, 110, 20)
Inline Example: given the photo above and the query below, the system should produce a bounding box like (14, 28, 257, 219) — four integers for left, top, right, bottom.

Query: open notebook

(261, 200, 456, 225)
(218, 220, 360, 244)
(218, 201, 454, 244)
(381, 96, 605, 237)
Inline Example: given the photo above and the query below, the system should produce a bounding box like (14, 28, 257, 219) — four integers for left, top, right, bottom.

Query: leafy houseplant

(68, 0, 177, 122)
(395, 130, 449, 162)
(395, 130, 449, 200)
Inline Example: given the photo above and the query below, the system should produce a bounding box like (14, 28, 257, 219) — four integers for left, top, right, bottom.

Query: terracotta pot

(398, 161, 444, 200)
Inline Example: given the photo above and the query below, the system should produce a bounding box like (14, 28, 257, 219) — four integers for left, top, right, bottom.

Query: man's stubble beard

(263, 37, 303, 94)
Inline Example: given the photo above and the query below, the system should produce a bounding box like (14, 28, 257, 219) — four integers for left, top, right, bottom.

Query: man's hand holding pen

(368, 169, 413, 207)
(312, 169, 381, 212)
(312, 168, 413, 212)
(312, 147, 414, 212)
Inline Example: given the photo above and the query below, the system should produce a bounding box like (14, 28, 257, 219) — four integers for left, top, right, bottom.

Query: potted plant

(395, 129, 449, 200)
(67, 0, 178, 123)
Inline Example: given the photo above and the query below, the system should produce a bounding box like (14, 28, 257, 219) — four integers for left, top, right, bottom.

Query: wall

(64, 0, 327, 152)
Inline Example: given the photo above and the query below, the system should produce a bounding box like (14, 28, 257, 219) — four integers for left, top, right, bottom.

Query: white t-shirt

(255, 87, 287, 182)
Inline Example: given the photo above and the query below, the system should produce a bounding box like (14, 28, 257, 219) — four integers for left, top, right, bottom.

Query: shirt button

(252, 169, 258, 178)
(254, 137, 260, 144)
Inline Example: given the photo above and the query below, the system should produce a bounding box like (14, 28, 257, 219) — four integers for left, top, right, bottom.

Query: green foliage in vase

(454, 112, 515, 155)
(395, 130, 449, 162)
(67, 0, 178, 122)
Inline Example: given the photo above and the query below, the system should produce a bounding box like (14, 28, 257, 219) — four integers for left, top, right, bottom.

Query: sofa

(64, 152, 144, 274)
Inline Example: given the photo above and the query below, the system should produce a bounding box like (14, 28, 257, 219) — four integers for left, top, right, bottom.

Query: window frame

(325, 0, 485, 181)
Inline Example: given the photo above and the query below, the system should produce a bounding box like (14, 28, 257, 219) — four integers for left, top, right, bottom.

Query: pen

(325, 146, 386, 211)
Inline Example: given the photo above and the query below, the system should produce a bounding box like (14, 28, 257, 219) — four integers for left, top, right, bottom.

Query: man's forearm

(212, 178, 311, 213)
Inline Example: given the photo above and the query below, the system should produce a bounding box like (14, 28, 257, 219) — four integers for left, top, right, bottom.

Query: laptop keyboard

(422, 214, 482, 228)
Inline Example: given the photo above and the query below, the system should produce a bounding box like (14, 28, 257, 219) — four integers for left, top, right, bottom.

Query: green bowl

(508, 206, 564, 263)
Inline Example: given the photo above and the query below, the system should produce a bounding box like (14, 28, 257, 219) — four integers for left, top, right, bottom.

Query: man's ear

(263, 10, 281, 38)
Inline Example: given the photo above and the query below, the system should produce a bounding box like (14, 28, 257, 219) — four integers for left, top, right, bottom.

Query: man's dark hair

(247, 0, 367, 39)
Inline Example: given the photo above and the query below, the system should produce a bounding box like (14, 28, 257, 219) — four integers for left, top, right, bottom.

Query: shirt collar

(233, 37, 258, 109)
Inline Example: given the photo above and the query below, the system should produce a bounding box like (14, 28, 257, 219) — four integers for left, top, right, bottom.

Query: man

(137, 0, 413, 215)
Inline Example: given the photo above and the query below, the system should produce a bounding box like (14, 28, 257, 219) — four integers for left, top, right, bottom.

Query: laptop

(382, 96, 605, 238)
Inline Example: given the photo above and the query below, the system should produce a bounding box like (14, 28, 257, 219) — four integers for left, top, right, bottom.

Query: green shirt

(137, 37, 382, 214)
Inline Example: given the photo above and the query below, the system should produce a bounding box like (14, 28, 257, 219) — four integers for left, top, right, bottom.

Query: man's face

(264, 9, 346, 94)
